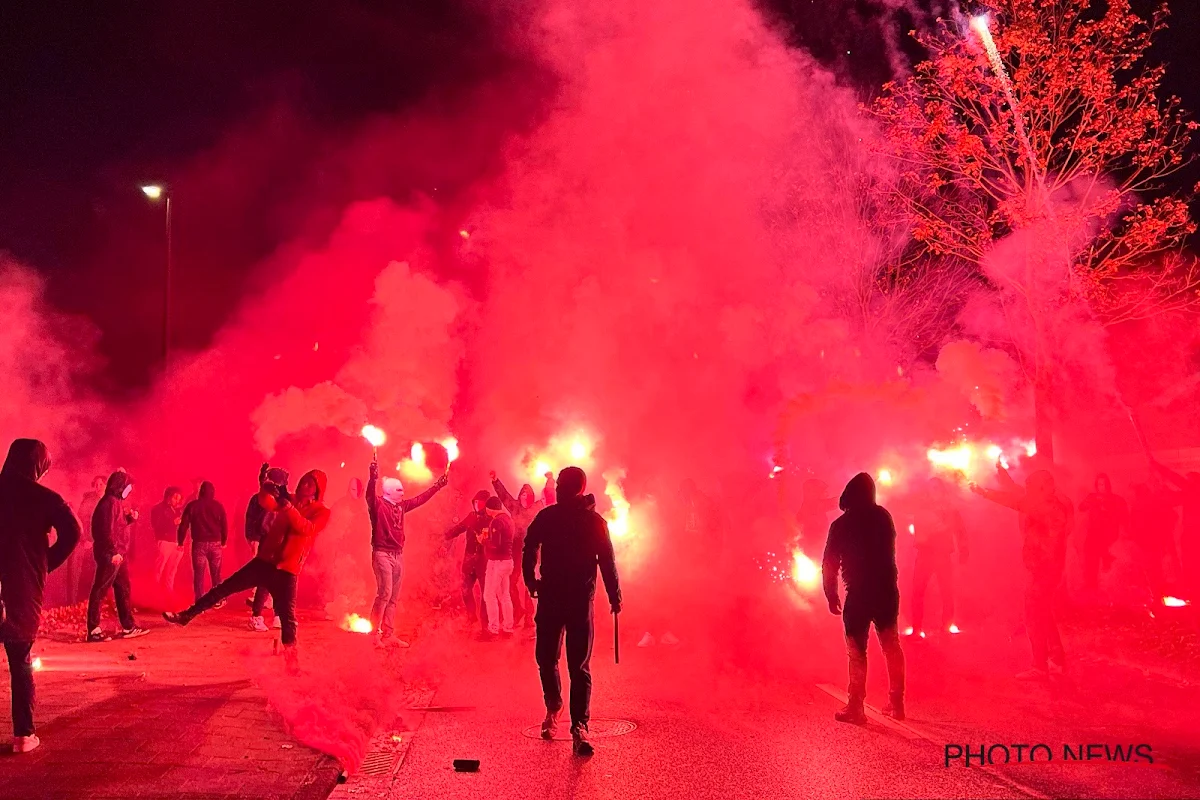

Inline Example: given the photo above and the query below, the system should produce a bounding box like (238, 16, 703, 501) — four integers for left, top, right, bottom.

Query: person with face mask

(177, 481, 229, 604)
(481, 496, 516, 639)
(1078, 474, 1127, 593)
(0, 439, 81, 754)
(972, 467, 1073, 680)
(367, 457, 448, 647)
(491, 472, 542, 627)
(151, 486, 186, 594)
(87, 470, 149, 642)
(165, 470, 330, 665)
(822, 473, 906, 724)
(446, 489, 494, 635)
(246, 464, 288, 632)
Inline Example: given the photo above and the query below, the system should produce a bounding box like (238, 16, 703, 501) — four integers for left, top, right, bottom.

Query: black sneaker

(86, 628, 112, 643)
(882, 696, 905, 721)
(120, 627, 150, 639)
(541, 709, 561, 740)
(834, 702, 867, 724)
(571, 725, 594, 757)
(162, 611, 188, 626)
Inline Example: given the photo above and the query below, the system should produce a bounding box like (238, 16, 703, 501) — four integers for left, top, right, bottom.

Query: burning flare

(1162, 596, 1190, 608)
(361, 425, 387, 448)
(604, 471, 631, 538)
(790, 549, 821, 591)
(343, 613, 373, 634)
(441, 437, 460, 463)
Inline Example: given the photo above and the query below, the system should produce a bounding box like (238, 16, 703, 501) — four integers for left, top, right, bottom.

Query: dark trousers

(4, 640, 34, 737)
(1025, 574, 1064, 669)
(461, 557, 488, 630)
(184, 559, 299, 645)
(911, 550, 954, 631)
(191, 542, 224, 602)
(843, 590, 904, 705)
(1081, 535, 1114, 590)
(535, 597, 595, 730)
(88, 559, 136, 632)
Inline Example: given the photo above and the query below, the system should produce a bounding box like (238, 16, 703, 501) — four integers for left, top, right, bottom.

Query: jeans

(5, 641, 34, 737)
(511, 555, 533, 624)
(155, 540, 185, 593)
(184, 559, 299, 646)
(191, 542, 223, 602)
(911, 550, 954, 631)
(87, 558, 137, 633)
(843, 590, 905, 706)
(370, 549, 404, 636)
(461, 556, 488, 631)
(484, 559, 515, 634)
(535, 596, 595, 729)
(1025, 573, 1064, 669)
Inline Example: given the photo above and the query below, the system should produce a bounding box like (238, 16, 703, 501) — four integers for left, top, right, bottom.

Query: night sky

(2, 1, 1198, 390)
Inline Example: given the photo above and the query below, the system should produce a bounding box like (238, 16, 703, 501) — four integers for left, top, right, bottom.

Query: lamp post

(141, 185, 172, 365)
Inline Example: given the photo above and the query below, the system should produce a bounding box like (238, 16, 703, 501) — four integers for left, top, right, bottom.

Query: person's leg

(112, 562, 137, 630)
(5, 641, 35, 738)
(875, 597, 906, 710)
(842, 595, 870, 708)
(910, 551, 933, 632)
(191, 545, 206, 603)
(210, 543, 223, 589)
(564, 604, 595, 730)
(184, 559, 268, 620)
(483, 560, 502, 635)
(154, 541, 170, 584)
(87, 559, 118, 632)
(461, 566, 479, 623)
(1041, 578, 1065, 666)
(936, 555, 956, 629)
(270, 570, 299, 646)
(384, 551, 404, 637)
(370, 550, 392, 634)
(1024, 579, 1049, 670)
(535, 609, 568, 715)
(499, 561, 514, 633)
(168, 545, 185, 593)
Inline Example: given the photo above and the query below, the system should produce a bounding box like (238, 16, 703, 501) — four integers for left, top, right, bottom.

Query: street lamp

(141, 185, 172, 365)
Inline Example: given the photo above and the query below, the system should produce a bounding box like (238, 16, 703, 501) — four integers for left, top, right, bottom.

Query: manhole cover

(521, 718, 637, 740)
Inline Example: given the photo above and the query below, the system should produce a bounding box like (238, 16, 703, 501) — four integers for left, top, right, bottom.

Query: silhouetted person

(67, 475, 107, 604)
(823, 472, 905, 723)
(524, 466, 621, 757)
(492, 472, 542, 627)
(446, 489, 493, 634)
(87, 470, 149, 642)
(367, 458, 447, 647)
(177, 481, 229, 603)
(246, 464, 288, 631)
(1153, 461, 1200, 597)
(1130, 480, 1179, 601)
(972, 468, 1072, 679)
(0, 439, 81, 754)
(1078, 474, 1126, 592)
(151, 486, 185, 593)
(909, 477, 968, 635)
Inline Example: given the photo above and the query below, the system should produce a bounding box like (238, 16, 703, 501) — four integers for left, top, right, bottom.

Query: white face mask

(382, 478, 404, 504)
(121, 484, 133, 500)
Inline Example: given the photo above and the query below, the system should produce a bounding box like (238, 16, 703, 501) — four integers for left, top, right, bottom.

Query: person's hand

(129, 509, 139, 521)
(369, 460, 379, 478)
(828, 597, 842, 616)
(611, 602, 622, 615)
(544, 472, 554, 481)
(111, 554, 124, 566)
(437, 473, 449, 488)
(489, 470, 497, 481)
(968, 482, 983, 496)
(529, 580, 541, 598)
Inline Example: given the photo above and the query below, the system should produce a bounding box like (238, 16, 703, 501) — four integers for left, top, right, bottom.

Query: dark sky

(2, 1, 1199, 390)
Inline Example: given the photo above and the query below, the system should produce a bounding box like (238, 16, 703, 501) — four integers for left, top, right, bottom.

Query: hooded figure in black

(446, 489, 494, 633)
(86, 470, 148, 641)
(178, 481, 229, 603)
(822, 473, 905, 723)
(0, 439, 81, 750)
(523, 466, 621, 757)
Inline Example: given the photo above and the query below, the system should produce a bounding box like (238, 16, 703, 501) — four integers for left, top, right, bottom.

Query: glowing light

(1023, 440, 1037, 457)
(908, 523, 915, 535)
(919, 631, 927, 639)
(340, 461, 346, 468)
(535, 460, 552, 477)
(948, 623, 962, 634)
(141, 184, 163, 200)
(877, 469, 893, 486)
(1162, 596, 1190, 608)
(398, 443, 433, 483)
(769, 465, 784, 479)
(361, 425, 387, 448)
(441, 437, 460, 463)
(927, 443, 973, 474)
(31, 657, 43, 672)
(790, 549, 821, 591)
(570, 439, 588, 460)
(411, 443, 426, 465)
(969, 14, 990, 35)
(459, 229, 470, 239)
(343, 614, 373, 634)
(604, 472, 631, 538)
(985, 444, 1002, 461)
(902, 627, 914, 636)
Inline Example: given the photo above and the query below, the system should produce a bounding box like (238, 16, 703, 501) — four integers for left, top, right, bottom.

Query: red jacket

(256, 470, 330, 575)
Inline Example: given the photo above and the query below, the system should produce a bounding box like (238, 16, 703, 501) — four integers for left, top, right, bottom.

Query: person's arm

(367, 460, 379, 505)
(821, 525, 842, 612)
(596, 518, 622, 611)
(445, 517, 469, 541)
(220, 504, 228, 546)
(177, 503, 192, 546)
(92, 499, 117, 560)
(402, 474, 448, 512)
(523, 515, 543, 594)
(280, 503, 331, 538)
(492, 475, 518, 514)
(47, 498, 82, 573)
(996, 465, 1021, 492)
(970, 483, 1026, 513)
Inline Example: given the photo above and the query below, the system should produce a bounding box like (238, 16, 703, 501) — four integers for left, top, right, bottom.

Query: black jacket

(523, 493, 621, 607)
(0, 439, 81, 642)
(92, 471, 135, 563)
(446, 510, 490, 570)
(179, 481, 228, 545)
(822, 473, 899, 603)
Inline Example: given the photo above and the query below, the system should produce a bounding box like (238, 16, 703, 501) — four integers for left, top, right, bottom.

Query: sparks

(361, 425, 387, 448)
(343, 613, 373, 634)
(31, 656, 43, 672)
(441, 437, 460, 463)
(908, 523, 915, 535)
(927, 443, 973, 474)
(969, 14, 990, 36)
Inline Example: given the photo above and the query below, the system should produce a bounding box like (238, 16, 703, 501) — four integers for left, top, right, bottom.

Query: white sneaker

(249, 616, 269, 632)
(660, 632, 681, 646)
(272, 617, 282, 629)
(637, 632, 655, 647)
(12, 734, 40, 754)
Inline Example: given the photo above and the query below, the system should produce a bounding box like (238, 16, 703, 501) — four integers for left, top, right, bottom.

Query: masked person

(177, 481, 229, 604)
(524, 467, 622, 757)
(1078, 474, 1127, 592)
(246, 464, 288, 632)
(909, 478, 968, 636)
(491, 472, 541, 627)
(446, 490, 493, 635)
(87, 470, 149, 642)
(165, 470, 330, 666)
(972, 467, 1072, 680)
(151, 487, 185, 594)
(481, 497, 517, 639)
(822, 473, 905, 724)
(367, 458, 447, 648)
(0, 439, 81, 754)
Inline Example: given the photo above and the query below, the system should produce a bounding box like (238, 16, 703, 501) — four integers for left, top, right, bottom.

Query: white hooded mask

(381, 478, 404, 505)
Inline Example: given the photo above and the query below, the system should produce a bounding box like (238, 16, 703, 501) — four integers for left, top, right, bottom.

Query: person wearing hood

(87, 470, 149, 642)
(1078, 474, 1127, 592)
(177, 481, 229, 604)
(367, 457, 448, 647)
(822, 472, 905, 724)
(491, 472, 542, 627)
(908, 478, 968, 637)
(67, 475, 107, 603)
(166, 469, 330, 662)
(0, 439, 81, 754)
(972, 466, 1073, 680)
(151, 486, 185, 593)
(481, 496, 517, 639)
(246, 464, 288, 631)
(446, 489, 494, 634)
(523, 466, 621, 757)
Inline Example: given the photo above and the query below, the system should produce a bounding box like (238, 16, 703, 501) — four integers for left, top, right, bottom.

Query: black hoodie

(178, 481, 228, 545)
(92, 471, 135, 562)
(0, 439, 81, 642)
(522, 492, 621, 607)
(822, 473, 899, 603)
